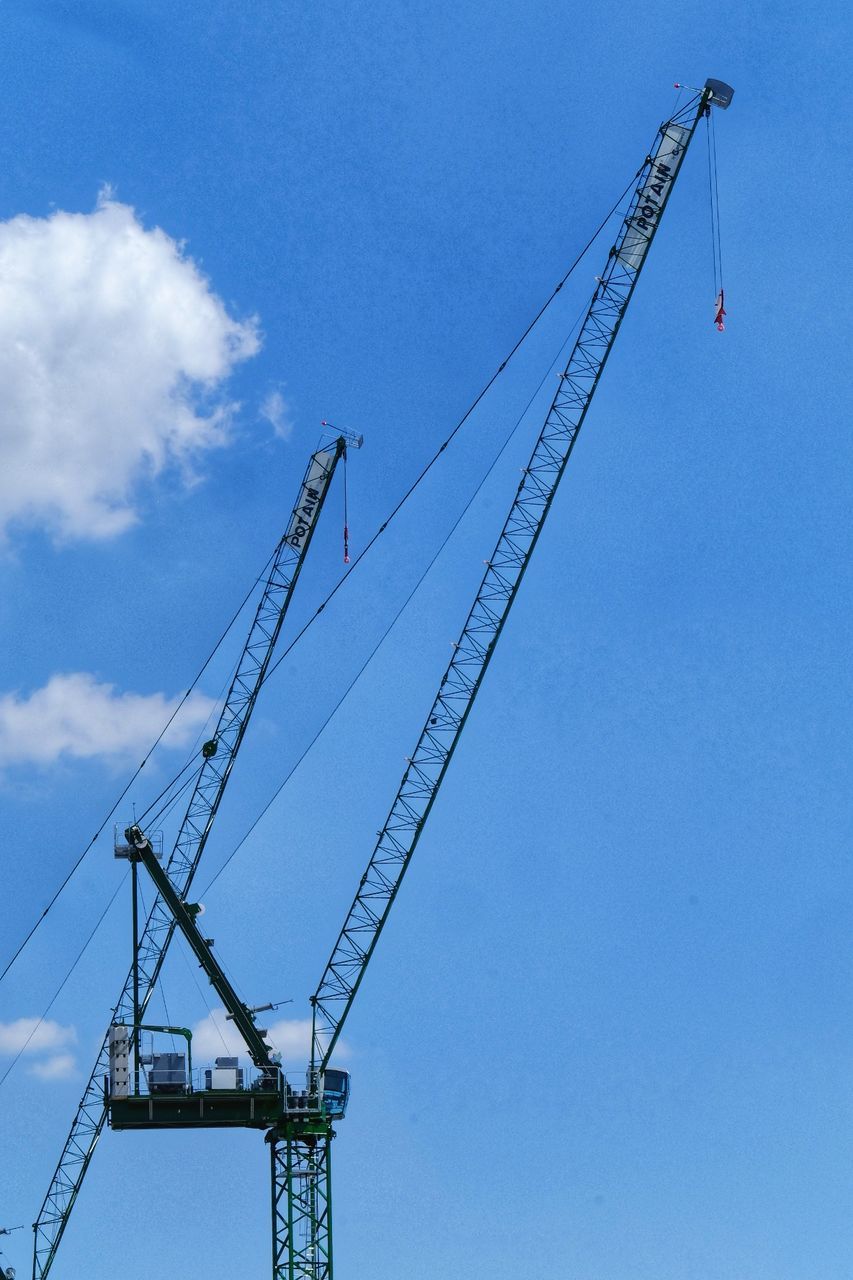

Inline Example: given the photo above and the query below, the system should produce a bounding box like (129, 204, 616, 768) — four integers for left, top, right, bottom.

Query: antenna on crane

(320, 421, 362, 560)
(225, 999, 294, 1022)
(319, 420, 364, 450)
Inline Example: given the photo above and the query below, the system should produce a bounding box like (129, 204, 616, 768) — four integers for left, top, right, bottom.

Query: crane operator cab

(283, 1068, 350, 1119)
(322, 1068, 350, 1119)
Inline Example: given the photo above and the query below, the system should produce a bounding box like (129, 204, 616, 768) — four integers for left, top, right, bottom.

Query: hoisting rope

(135, 879, 178, 1054)
(0, 552, 276, 991)
(706, 105, 725, 330)
(0, 872, 128, 1091)
(139, 754, 205, 831)
(199, 308, 590, 898)
(320, 419, 352, 563)
(343, 443, 350, 564)
(175, 937, 233, 1056)
(137, 650, 248, 829)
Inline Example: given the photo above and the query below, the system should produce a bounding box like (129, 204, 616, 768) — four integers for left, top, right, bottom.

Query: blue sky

(0, 2, 850, 1278)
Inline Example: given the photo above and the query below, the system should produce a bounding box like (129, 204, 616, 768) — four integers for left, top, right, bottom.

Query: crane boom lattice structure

(33, 435, 356, 1280)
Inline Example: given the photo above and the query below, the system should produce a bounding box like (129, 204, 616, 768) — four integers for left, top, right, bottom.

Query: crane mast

(32, 434, 358, 1280)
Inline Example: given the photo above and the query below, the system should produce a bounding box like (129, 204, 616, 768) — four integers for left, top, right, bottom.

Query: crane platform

(109, 1087, 283, 1130)
(107, 1057, 349, 1132)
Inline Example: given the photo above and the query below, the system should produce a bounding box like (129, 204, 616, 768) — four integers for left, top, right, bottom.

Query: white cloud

(266, 1017, 317, 1062)
(190, 1007, 248, 1060)
(190, 1008, 349, 1070)
(0, 1016, 76, 1054)
(259, 388, 294, 440)
(0, 672, 216, 766)
(28, 1052, 77, 1080)
(0, 191, 260, 541)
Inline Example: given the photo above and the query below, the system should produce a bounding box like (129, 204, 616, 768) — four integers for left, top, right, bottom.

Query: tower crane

(35, 77, 733, 1278)
(32, 430, 362, 1279)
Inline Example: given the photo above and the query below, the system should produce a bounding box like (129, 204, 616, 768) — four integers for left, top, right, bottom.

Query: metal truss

(272, 1131, 333, 1280)
(33, 440, 348, 1279)
(311, 96, 708, 1074)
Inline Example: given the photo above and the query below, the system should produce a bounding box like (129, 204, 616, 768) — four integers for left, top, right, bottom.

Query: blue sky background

(0, 2, 850, 1278)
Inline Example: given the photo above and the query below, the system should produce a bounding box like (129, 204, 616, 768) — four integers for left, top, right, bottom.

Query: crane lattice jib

(33, 438, 349, 1280)
(311, 94, 710, 1074)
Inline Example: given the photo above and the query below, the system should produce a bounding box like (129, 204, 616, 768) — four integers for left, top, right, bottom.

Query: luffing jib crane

(296, 78, 732, 1276)
(35, 77, 732, 1279)
(32, 431, 361, 1279)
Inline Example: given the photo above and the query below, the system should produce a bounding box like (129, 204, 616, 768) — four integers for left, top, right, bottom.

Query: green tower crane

(39, 76, 733, 1278)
